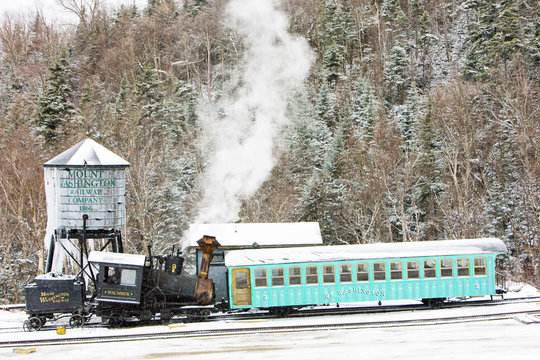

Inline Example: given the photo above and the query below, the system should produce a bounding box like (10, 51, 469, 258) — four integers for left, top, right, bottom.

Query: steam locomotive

(24, 225, 507, 331)
(24, 233, 221, 331)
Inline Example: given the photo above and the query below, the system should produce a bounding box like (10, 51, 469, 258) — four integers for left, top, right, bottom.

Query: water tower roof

(44, 139, 130, 168)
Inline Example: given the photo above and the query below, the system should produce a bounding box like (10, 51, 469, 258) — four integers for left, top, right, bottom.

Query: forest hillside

(0, 0, 538, 303)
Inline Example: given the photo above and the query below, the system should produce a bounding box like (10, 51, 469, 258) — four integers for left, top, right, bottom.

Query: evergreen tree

(465, 0, 529, 79)
(408, 0, 433, 88)
(36, 50, 76, 143)
(162, 78, 198, 142)
(349, 72, 378, 142)
(318, 0, 358, 84)
(115, 75, 133, 121)
(135, 65, 165, 130)
(384, 36, 412, 104)
(287, 91, 331, 179)
(410, 106, 444, 239)
(381, 0, 408, 30)
(315, 73, 339, 128)
(393, 85, 420, 151)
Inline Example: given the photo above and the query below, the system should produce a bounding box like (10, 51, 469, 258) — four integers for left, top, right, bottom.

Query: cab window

(120, 269, 137, 286)
(254, 269, 268, 287)
(104, 266, 120, 285)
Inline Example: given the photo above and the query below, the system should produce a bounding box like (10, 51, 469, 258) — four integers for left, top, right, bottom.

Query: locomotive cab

(88, 251, 146, 304)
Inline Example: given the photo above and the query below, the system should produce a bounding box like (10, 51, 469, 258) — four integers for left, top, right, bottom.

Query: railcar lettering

(39, 292, 70, 303)
(325, 287, 386, 299)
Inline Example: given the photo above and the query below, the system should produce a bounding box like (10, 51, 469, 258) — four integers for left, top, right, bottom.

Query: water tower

(43, 139, 130, 273)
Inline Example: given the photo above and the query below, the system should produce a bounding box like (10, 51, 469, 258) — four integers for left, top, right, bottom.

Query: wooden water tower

(43, 139, 130, 273)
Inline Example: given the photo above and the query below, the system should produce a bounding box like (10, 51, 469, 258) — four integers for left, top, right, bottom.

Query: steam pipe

(81, 214, 88, 276)
(117, 231, 124, 253)
(147, 245, 153, 268)
(45, 233, 56, 273)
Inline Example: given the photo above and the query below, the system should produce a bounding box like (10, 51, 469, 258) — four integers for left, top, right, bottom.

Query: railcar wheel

(24, 317, 43, 332)
(69, 314, 85, 328)
(269, 307, 293, 317)
(422, 298, 445, 308)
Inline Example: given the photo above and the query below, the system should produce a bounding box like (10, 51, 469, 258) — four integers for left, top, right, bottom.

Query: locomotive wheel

(69, 314, 85, 328)
(24, 317, 43, 332)
(185, 309, 209, 322)
(107, 314, 124, 328)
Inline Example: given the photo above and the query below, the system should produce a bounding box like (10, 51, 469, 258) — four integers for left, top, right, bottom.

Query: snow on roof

(88, 251, 146, 267)
(44, 138, 130, 167)
(186, 222, 323, 248)
(224, 238, 507, 267)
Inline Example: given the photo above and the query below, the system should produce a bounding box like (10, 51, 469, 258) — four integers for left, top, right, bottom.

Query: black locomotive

(24, 232, 221, 331)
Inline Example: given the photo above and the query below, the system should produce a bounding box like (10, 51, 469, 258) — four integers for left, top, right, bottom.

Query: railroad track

(205, 295, 540, 322)
(1, 296, 538, 343)
(2, 306, 539, 348)
(2, 296, 539, 334)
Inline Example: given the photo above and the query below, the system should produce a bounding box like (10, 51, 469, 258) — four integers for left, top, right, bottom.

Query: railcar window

(357, 263, 369, 282)
(306, 266, 318, 284)
(441, 259, 453, 277)
(340, 264, 352, 283)
(407, 261, 420, 279)
(424, 260, 436, 278)
(374, 263, 386, 281)
(254, 269, 268, 287)
(120, 269, 137, 286)
(457, 259, 470, 276)
(323, 265, 335, 283)
(235, 272, 248, 290)
(390, 262, 403, 280)
(289, 267, 302, 285)
(271, 268, 285, 286)
(474, 258, 487, 276)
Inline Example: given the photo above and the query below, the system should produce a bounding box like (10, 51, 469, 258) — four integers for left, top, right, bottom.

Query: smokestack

(194, 235, 221, 304)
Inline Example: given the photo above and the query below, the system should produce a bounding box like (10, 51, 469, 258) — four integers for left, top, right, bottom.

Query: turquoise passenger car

(225, 238, 507, 311)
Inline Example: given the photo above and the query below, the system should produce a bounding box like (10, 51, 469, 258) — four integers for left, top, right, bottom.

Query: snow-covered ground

(1, 284, 539, 359)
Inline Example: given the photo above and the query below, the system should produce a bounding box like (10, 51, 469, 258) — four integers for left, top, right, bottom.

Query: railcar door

(232, 268, 252, 306)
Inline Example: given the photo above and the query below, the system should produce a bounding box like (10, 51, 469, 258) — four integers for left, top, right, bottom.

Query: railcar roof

(88, 251, 146, 267)
(224, 238, 507, 267)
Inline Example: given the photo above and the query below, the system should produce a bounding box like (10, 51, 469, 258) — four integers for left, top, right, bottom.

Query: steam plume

(194, 0, 313, 223)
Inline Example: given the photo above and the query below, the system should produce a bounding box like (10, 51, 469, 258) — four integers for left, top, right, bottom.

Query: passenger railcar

(225, 238, 507, 313)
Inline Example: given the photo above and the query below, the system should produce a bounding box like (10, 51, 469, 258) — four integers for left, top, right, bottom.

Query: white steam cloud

(194, 0, 313, 223)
